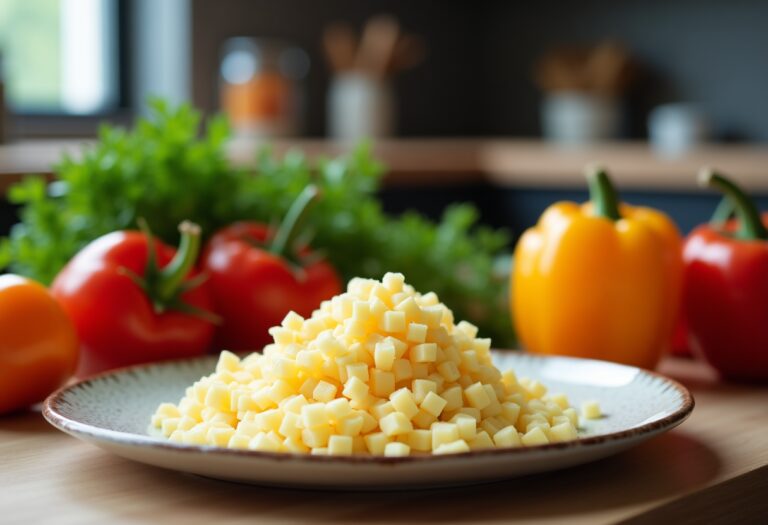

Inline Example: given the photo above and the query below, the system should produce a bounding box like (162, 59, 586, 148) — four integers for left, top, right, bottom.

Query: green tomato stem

(585, 165, 622, 221)
(270, 185, 320, 259)
(156, 221, 202, 302)
(699, 168, 767, 240)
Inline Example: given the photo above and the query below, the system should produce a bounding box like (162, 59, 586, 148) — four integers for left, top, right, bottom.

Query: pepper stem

(585, 165, 622, 221)
(709, 197, 735, 227)
(156, 221, 202, 302)
(270, 185, 320, 258)
(698, 168, 768, 240)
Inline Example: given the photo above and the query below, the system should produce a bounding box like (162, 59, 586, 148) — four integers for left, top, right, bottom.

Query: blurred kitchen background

(1, 0, 767, 233)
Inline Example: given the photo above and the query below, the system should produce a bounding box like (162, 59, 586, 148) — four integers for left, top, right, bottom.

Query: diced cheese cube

(328, 435, 353, 455)
(342, 376, 369, 402)
(500, 402, 521, 424)
(420, 391, 447, 418)
(406, 429, 432, 452)
(374, 341, 396, 371)
(227, 433, 251, 449)
(564, 407, 580, 427)
(456, 407, 481, 421)
(464, 382, 491, 410)
(360, 411, 378, 433)
(279, 412, 302, 440)
(420, 306, 443, 328)
(384, 442, 411, 457)
(337, 414, 364, 436)
(301, 403, 328, 429)
(371, 401, 396, 420)
(249, 432, 282, 452)
(411, 343, 437, 363)
(364, 432, 390, 455)
(160, 417, 180, 436)
(549, 422, 578, 442)
(302, 425, 331, 448)
(208, 427, 235, 447)
(521, 426, 550, 446)
(371, 370, 395, 397)
(283, 436, 310, 453)
(379, 412, 413, 436)
(582, 401, 602, 419)
(326, 398, 352, 421)
(392, 359, 413, 382)
(412, 409, 438, 429)
(382, 272, 405, 292)
(412, 363, 430, 379)
(345, 363, 369, 383)
(406, 323, 428, 343)
(434, 439, 470, 455)
(441, 386, 464, 412)
(412, 379, 438, 404)
(469, 430, 494, 450)
(451, 415, 477, 441)
(312, 381, 338, 403)
(281, 311, 305, 331)
(280, 394, 308, 415)
(389, 388, 420, 419)
(431, 422, 460, 449)
(381, 311, 406, 333)
(204, 384, 231, 411)
(493, 426, 522, 448)
(437, 361, 461, 382)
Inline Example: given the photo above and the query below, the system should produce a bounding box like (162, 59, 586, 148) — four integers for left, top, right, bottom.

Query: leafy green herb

(0, 99, 515, 345)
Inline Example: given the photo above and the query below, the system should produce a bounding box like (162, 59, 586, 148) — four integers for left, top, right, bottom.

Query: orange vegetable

(512, 167, 683, 369)
(0, 275, 79, 414)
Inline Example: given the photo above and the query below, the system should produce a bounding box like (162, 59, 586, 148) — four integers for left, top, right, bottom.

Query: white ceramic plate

(44, 352, 693, 489)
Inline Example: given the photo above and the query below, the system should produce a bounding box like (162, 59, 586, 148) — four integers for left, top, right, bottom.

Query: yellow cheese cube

(406, 429, 432, 452)
(411, 363, 430, 379)
(345, 363, 369, 383)
(456, 407, 481, 421)
(392, 359, 413, 382)
(301, 403, 328, 429)
(215, 350, 241, 373)
(384, 442, 411, 457)
(469, 430, 494, 450)
(208, 427, 235, 447)
(301, 425, 331, 448)
(549, 422, 578, 442)
(371, 369, 395, 397)
(493, 426, 522, 448)
(431, 422, 460, 449)
(464, 382, 491, 410)
(381, 310, 406, 333)
(412, 379, 438, 404)
(374, 341, 396, 371)
(420, 391, 447, 418)
(441, 386, 463, 412)
(480, 417, 503, 437)
(450, 415, 477, 441)
(283, 436, 309, 453)
(249, 432, 282, 452)
(582, 401, 602, 419)
(406, 322, 428, 343)
(364, 432, 390, 455)
(253, 408, 283, 432)
(326, 398, 352, 421)
(411, 343, 437, 363)
(279, 412, 302, 440)
(434, 439, 470, 454)
(160, 417, 180, 436)
(564, 407, 580, 427)
(312, 381, 338, 403)
(204, 384, 231, 412)
(280, 394, 308, 415)
(437, 361, 461, 382)
(382, 272, 405, 292)
(412, 409, 438, 429)
(500, 402, 521, 424)
(310, 447, 328, 455)
(268, 379, 294, 404)
(360, 411, 378, 433)
(420, 306, 443, 328)
(395, 297, 422, 323)
(371, 401, 396, 420)
(296, 350, 323, 371)
(342, 376, 369, 402)
(521, 426, 550, 446)
(379, 412, 413, 436)
(337, 414, 364, 436)
(269, 327, 294, 346)
(328, 435, 354, 455)
(460, 351, 480, 372)
(177, 416, 198, 431)
(281, 311, 305, 331)
(390, 388, 420, 419)
(227, 433, 251, 449)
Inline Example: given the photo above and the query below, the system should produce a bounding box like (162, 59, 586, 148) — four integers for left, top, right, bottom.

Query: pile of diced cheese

(151, 273, 586, 456)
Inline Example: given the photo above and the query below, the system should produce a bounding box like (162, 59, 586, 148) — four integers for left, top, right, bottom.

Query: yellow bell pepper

(512, 167, 683, 369)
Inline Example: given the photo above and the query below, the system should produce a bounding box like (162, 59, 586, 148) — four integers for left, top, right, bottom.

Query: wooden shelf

(2, 138, 768, 193)
(1, 356, 766, 524)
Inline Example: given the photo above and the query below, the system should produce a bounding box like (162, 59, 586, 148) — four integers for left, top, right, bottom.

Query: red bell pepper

(683, 169, 768, 381)
(203, 185, 342, 351)
(51, 221, 216, 376)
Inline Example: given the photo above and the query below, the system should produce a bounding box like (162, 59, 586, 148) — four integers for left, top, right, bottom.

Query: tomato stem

(585, 165, 622, 221)
(270, 185, 320, 259)
(699, 168, 768, 240)
(157, 221, 202, 302)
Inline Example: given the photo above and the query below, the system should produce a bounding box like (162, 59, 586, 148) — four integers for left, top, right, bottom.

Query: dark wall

(192, 0, 768, 141)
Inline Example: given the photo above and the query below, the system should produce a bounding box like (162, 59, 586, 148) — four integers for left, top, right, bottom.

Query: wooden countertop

(1, 356, 766, 524)
(2, 138, 768, 193)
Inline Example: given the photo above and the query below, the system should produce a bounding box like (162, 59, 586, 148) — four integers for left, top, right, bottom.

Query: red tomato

(204, 221, 341, 351)
(51, 222, 216, 376)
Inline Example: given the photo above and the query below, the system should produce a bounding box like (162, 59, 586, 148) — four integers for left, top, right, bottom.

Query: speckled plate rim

(43, 352, 694, 465)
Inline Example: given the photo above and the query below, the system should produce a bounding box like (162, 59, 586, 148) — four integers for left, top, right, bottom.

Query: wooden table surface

(1, 357, 766, 524)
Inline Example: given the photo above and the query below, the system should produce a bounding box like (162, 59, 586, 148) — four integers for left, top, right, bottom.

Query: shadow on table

(0, 408, 56, 434)
(58, 430, 721, 523)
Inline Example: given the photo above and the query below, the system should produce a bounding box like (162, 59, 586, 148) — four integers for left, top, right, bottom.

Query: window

(0, 0, 120, 115)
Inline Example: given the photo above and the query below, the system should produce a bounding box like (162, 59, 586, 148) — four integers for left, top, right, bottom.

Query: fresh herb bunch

(0, 100, 515, 345)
